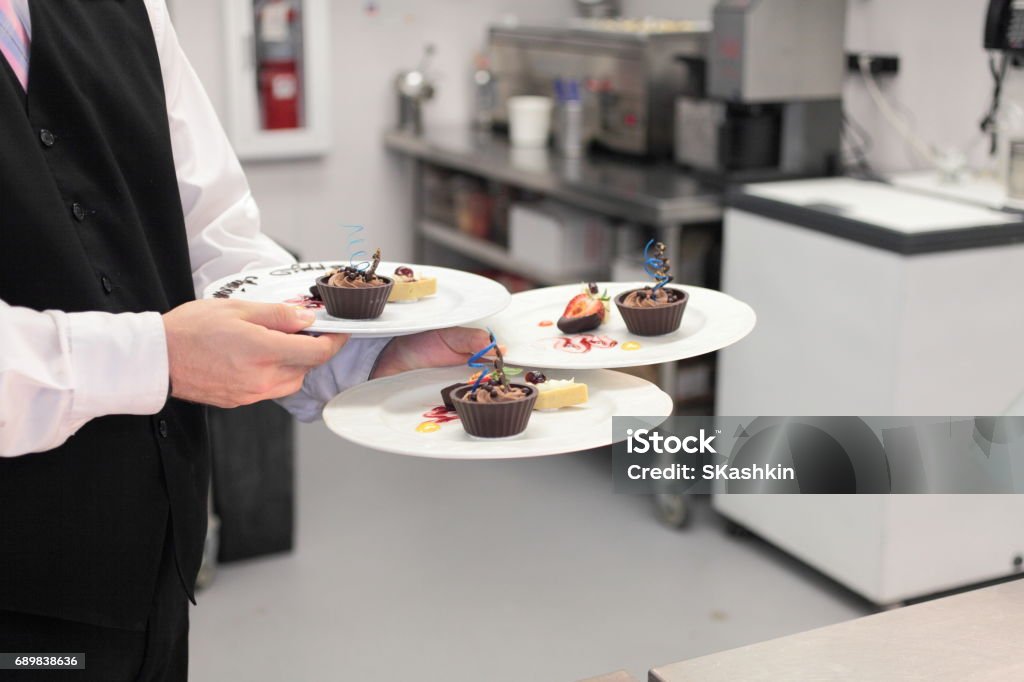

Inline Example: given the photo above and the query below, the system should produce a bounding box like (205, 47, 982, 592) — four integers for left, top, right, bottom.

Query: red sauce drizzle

(422, 406, 460, 424)
(553, 334, 619, 354)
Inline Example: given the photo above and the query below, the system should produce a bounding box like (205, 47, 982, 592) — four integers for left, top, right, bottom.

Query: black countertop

(728, 179, 1024, 255)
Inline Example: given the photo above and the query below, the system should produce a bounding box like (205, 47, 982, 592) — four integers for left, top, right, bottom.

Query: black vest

(0, 1, 208, 630)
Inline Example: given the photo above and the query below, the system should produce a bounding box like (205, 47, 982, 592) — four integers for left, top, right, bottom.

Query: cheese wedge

(388, 276, 437, 302)
(533, 379, 589, 411)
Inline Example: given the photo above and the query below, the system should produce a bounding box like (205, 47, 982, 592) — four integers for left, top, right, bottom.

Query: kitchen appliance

(394, 44, 437, 135)
(716, 179, 1024, 605)
(675, 0, 847, 178)
(488, 19, 709, 157)
(574, 0, 621, 18)
(472, 52, 497, 129)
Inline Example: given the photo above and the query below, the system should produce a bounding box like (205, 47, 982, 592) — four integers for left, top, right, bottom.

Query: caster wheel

(655, 494, 690, 528)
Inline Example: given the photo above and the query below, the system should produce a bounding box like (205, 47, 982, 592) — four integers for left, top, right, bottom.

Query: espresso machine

(675, 0, 847, 179)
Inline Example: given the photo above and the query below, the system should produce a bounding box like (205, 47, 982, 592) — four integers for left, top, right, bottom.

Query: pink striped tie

(0, 0, 29, 90)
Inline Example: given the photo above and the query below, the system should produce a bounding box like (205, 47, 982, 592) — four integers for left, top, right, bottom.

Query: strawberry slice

(562, 293, 600, 319)
(557, 283, 609, 334)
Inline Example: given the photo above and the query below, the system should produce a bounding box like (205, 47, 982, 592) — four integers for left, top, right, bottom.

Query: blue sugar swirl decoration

(342, 224, 371, 271)
(468, 329, 499, 391)
(643, 239, 671, 291)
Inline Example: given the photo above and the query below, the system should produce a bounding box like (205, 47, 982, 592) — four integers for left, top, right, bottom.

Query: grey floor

(190, 422, 870, 682)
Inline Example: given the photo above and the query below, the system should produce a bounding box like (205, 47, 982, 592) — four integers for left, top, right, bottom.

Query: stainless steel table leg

(653, 222, 686, 526)
(412, 160, 426, 262)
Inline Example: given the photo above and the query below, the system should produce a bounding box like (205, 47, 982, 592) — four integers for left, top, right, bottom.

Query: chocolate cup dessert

(316, 274, 393, 320)
(440, 382, 466, 411)
(451, 383, 538, 438)
(614, 287, 688, 336)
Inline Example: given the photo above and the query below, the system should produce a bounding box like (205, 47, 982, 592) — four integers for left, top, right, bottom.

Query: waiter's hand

(163, 300, 348, 408)
(371, 327, 497, 379)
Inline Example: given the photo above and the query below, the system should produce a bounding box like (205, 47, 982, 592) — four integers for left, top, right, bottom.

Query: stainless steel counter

(649, 579, 1024, 681)
(383, 128, 723, 226)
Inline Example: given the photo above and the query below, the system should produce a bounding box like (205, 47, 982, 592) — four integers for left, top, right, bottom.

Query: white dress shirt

(0, 0, 387, 457)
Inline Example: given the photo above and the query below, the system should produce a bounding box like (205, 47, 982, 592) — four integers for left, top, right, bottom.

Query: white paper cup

(508, 96, 553, 148)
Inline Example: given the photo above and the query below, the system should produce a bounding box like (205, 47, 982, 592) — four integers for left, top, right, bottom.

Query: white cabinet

(714, 178, 1024, 605)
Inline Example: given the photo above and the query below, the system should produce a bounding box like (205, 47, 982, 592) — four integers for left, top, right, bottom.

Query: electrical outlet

(846, 53, 901, 76)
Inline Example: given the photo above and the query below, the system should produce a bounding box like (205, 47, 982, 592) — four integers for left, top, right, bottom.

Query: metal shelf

(420, 219, 582, 286)
(386, 128, 724, 227)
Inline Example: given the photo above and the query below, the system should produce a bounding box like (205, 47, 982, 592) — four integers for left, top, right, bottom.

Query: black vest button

(158, 419, 169, 438)
(100, 275, 113, 294)
(40, 129, 56, 147)
(72, 202, 87, 222)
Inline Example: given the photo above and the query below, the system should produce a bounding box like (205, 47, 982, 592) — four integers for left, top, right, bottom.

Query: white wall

(844, 0, 1024, 175)
(172, 0, 1023, 262)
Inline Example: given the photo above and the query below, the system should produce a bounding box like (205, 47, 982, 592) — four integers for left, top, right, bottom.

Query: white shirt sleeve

(147, 0, 390, 422)
(0, 1, 385, 456)
(276, 337, 393, 423)
(0, 302, 169, 457)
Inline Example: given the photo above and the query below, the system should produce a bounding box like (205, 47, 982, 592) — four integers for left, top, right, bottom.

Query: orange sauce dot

(416, 422, 441, 434)
(622, 341, 642, 351)
(538, 320, 554, 327)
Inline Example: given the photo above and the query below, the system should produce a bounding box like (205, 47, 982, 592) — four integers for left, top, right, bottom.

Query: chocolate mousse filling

(327, 270, 388, 288)
(325, 247, 388, 288)
(620, 287, 680, 308)
(463, 384, 529, 404)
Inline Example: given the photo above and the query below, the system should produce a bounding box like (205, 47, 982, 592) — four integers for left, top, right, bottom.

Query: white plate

(484, 282, 756, 370)
(202, 261, 511, 337)
(323, 366, 672, 459)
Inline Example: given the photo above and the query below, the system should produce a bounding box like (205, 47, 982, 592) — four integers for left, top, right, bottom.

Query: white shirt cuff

(68, 311, 169, 421)
(276, 336, 392, 423)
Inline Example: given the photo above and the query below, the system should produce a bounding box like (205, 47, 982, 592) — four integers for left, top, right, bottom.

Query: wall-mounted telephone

(982, 0, 1021, 155)
(985, 0, 1024, 52)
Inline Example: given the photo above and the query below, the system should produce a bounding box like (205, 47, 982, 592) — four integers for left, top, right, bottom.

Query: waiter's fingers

(264, 368, 310, 399)
(485, 344, 508, 358)
(312, 332, 350, 359)
(237, 301, 318, 334)
(439, 327, 503, 358)
(267, 330, 350, 368)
